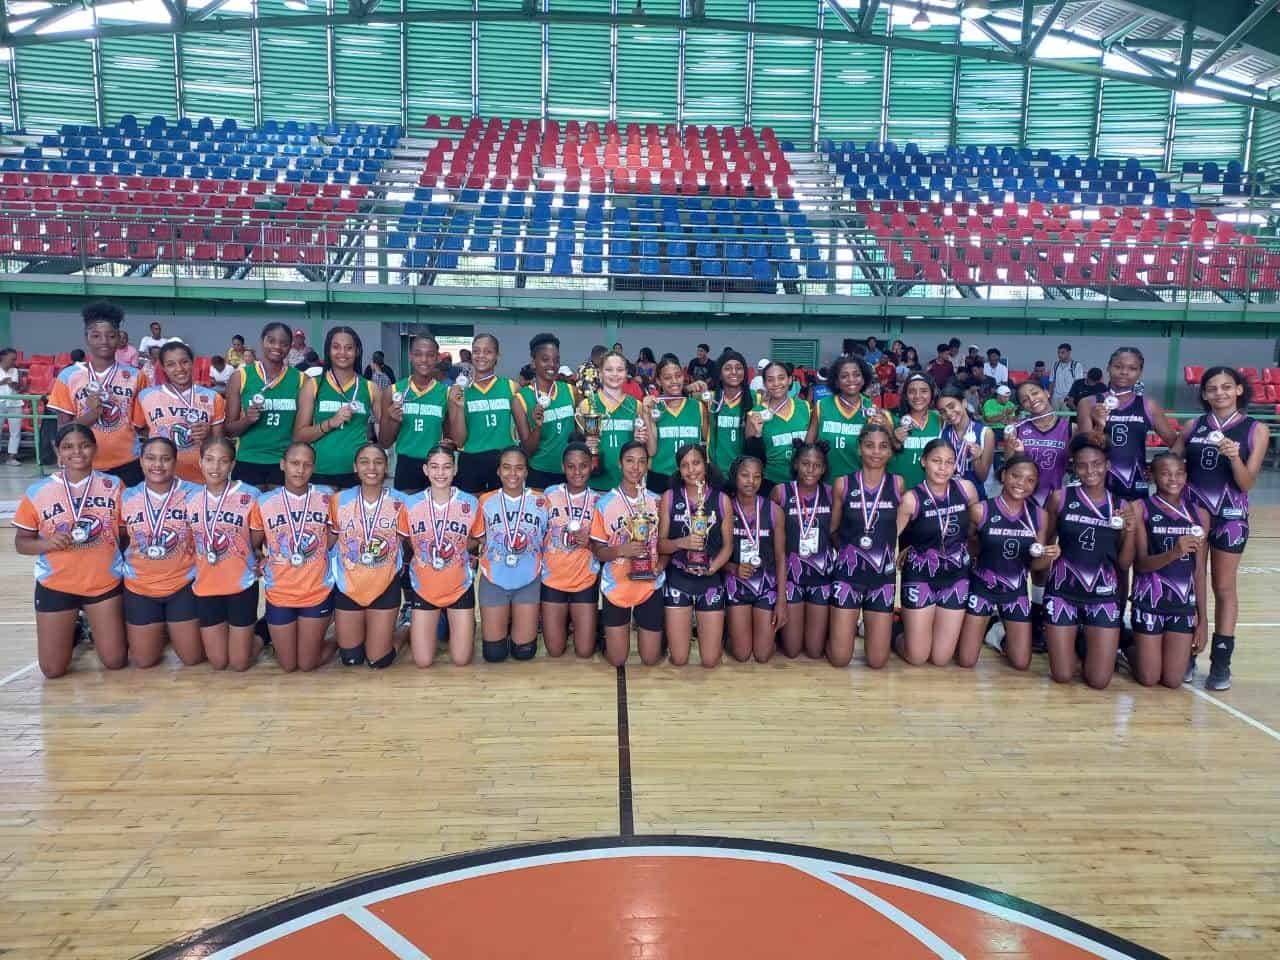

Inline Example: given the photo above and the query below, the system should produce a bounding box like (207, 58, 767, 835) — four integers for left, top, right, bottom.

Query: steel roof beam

(1189, 0, 1280, 82)
(973, 17, 1019, 52)
(1024, 0, 1068, 54)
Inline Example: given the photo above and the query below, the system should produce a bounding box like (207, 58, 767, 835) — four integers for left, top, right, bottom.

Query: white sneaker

(983, 621, 1006, 654)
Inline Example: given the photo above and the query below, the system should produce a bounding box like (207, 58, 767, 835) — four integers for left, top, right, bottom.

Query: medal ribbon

(61, 471, 94, 530)
(164, 383, 200, 421)
(86, 361, 118, 397)
(997, 495, 1037, 539)
(1078, 487, 1116, 525)
(499, 489, 530, 553)
(202, 481, 237, 551)
(1208, 410, 1241, 434)
(857, 471, 887, 540)
(947, 423, 974, 474)
(792, 482, 820, 544)
(358, 489, 387, 550)
(921, 481, 954, 544)
(733, 495, 761, 555)
(145, 481, 180, 551)
(254, 361, 289, 392)
(428, 489, 455, 559)
(283, 485, 314, 558)
(1153, 494, 1195, 527)
(566, 487, 593, 527)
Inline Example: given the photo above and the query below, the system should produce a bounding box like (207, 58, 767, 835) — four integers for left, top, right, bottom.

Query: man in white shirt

(136, 321, 166, 358)
(983, 348, 1009, 385)
(1050, 342, 1084, 409)
(748, 357, 769, 394)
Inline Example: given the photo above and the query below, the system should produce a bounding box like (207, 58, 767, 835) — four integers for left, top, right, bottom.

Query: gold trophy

(686, 482, 711, 574)
(625, 503, 657, 581)
(575, 395, 602, 438)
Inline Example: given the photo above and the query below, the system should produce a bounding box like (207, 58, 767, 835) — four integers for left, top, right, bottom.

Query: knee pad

(368, 649, 396, 670)
(339, 643, 367, 667)
(511, 640, 537, 661)
(482, 639, 510, 663)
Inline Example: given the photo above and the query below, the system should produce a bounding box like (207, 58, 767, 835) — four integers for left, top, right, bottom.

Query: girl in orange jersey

(249, 442, 337, 672)
(329, 444, 406, 669)
(118, 437, 202, 668)
(133, 341, 226, 483)
(541, 443, 601, 658)
(187, 437, 261, 671)
(14, 424, 126, 678)
(397, 445, 478, 667)
(473, 447, 550, 662)
(590, 440, 665, 667)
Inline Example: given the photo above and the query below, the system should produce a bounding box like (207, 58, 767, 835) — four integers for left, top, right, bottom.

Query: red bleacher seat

(1264, 368, 1280, 384)
(1183, 365, 1205, 384)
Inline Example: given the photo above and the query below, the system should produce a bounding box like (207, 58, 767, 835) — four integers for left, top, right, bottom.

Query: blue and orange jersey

(250, 485, 336, 607)
(119, 480, 198, 597)
(13, 470, 123, 595)
(133, 384, 227, 483)
(589, 487, 664, 606)
(397, 488, 477, 607)
(472, 488, 550, 590)
(46, 362, 147, 469)
(541, 483, 600, 594)
(328, 488, 406, 606)
(185, 481, 259, 597)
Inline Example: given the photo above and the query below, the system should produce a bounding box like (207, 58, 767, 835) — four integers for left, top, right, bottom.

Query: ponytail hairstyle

(1197, 365, 1250, 412)
(351, 442, 388, 469)
(56, 422, 97, 448)
(199, 435, 237, 459)
(897, 373, 937, 416)
(141, 435, 179, 459)
(726, 453, 765, 497)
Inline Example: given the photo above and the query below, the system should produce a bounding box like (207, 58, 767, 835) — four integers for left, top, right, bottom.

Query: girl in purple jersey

(1172, 367, 1269, 691)
(829, 424, 903, 669)
(957, 455, 1059, 671)
(769, 441, 833, 660)
(723, 455, 788, 663)
(1130, 453, 1210, 689)
(895, 438, 979, 666)
(1042, 436, 1136, 689)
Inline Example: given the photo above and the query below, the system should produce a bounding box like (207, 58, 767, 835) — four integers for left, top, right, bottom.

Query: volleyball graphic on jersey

(365, 536, 391, 562)
(207, 528, 233, 561)
(96, 398, 124, 428)
(295, 530, 320, 558)
(168, 422, 194, 450)
(150, 527, 183, 556)
(67, 514, 105, 544)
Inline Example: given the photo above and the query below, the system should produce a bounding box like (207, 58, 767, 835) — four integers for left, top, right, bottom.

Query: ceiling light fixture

(910, 4, 931, 30)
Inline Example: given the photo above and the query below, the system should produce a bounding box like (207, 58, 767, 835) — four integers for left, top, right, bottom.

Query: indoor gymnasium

(2, 1, 1280, 957)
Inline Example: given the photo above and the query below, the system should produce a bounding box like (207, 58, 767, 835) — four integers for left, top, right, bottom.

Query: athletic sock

(1210, 633, 1235, 668)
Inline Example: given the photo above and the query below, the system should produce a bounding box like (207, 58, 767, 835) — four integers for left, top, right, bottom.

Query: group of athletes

(15, 301, 1266, 691)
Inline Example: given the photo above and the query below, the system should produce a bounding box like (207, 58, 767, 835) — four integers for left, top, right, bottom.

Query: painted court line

(345, 906, 433, 959)
(809, 869, 965, 960)
(0, 660, 38, 686)
(1191, 688, 1280, 744)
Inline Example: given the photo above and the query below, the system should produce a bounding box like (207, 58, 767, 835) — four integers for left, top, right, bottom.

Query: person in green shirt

(293, 326, 383, 489)
(705, 349, 751, 480)
(380, 334, 466, 493)
(643, 356, 707, 494)
(517, 332, 578, 490)
(585, 350, 647, 492)
(889, 372, 943, 490)
(225, 320, 304, 489)
(805, 355, 892, 482)
(456, 333, 526, 495)
(981, 384, 1019, 441)
(747, 360, 810, 491)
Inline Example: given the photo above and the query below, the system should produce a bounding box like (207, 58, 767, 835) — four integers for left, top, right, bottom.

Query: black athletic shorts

(456, 449, 502, 495)
(124, 583, 197, 626)
(34, 581, 123, 613)
(104, 459, 143, 487)
(409, 584, 476, 612)
(334, 579, 402, 612)
(541, 583, 599, 605)
(601, 591, 663, 632)
(527, 467, 566, 491)
(393, 453, 427, 494)
(196, 583, 261, 629)
(233, 460, 284, 488)
(311, 471, 357, 490)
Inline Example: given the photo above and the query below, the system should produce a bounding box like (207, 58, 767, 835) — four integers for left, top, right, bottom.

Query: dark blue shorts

(266, 592, 335, 626)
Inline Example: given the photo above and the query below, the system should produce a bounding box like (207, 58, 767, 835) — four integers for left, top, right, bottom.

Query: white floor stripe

(0, 660, 38, 686)
(809, 870, 965, 959)
(1191, 688, 1280, 743)
(346, 906, 432, 959)
(1233, 622, 1280, 628)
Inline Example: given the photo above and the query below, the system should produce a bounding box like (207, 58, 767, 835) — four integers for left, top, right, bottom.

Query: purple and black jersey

(902, 479, 970, 581)
(1014, 414, 1071, 505)
(725, 495, 778, 606)
(972, 498, 1040, 598)
(779, 482, 833, 586)
(1102, 391, 1154, 497)
(665, 485, 726, 593)
(1047, 482, 1124, 603)
(835, 473, 901, 583)
(1131, 495, 1199, 616)
(1185, 412, 1253, 552)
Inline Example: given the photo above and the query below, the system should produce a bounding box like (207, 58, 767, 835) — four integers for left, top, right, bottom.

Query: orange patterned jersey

(13, 471, 123, 595)
(119, 480, 198, 597)
(133, 384, 227, 482)
(473, 489, 549, 589)
(328, 488, 406, 606)
(185, 481, 259, 597)
(47, 362, 147, 469)
(589, 487, 664, 607)
(541, 484, 600, 593)
(250, 485, 336, 607)
(397, 488, 477, 608)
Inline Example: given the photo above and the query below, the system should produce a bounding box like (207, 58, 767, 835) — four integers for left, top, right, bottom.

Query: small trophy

(686, 483, 710, 574)
(625, 508, 657, 581)
(575, 396, 602, 438)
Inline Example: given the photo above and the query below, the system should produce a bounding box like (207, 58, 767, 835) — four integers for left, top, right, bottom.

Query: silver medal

(568, 519, 581, 532)
(505, 553, 519, 568)
(251, 393, 266, 408)
(650, 405, 663, 420)
(700, 390, 713, 403)
(1207, 430, 1224, 444)
(360, 551, 376, 566)
(1029, 542, 1045, 558)
(146, 544, 165, 560)
(289, 552, 305, 567)
(1109, 514, 1125, 530)
(537, 394, 551, 409)
(454, 375, 470, 390)
(392, 391, 404, 405)
(184, 408, 203, 424)
(1191, 524, 1205, 538)
(760, 408, 774, 422)
(84, 380, 102, 396)
(858, 535, 873, 549)
(71, 524, 89, 544)
(205, 549, 219, 565)
(1103, 395, 1119, 410)
(431, 556, 446, 570)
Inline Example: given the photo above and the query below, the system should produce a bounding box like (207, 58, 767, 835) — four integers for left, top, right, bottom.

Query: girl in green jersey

(225, 321, 304, 489)
(806, 356, 891, 482)
(456, 333, 527, 496)
(747, 361, 810, 492)
(586, 351, 647, 493)
(518, 332, 577, 490)
(706, 350, 751, 480)
(294, 326, 383, 488)
(644, 357, 707, 495)
(889, 373, 943, 489)
(380, 334, 466, 494)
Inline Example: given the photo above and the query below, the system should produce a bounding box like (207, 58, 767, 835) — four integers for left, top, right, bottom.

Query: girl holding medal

(1129, 453, 1210, 688)
(1042, 436, 1136, 689)
(658, 444, 733, 667)
(328, 444, 406, 669)
(937, 386, 993, 497)
(472, 448, 550, 662)
(15, 424, 127, 678)
(188, 437, 261, 672)
(723, 455, 787, 663)
(585, 351, 647, 494)
(1173, 366, 1268, 690)
(118, 437, 202, 668)
(770, 440, 834, 660)
(135, 341, 226, 483)
(643, 358, 708, 496)
(381, 335, 464, 495)
(294, 327, 382, 489)
(249, 442, 337, 672)
(226, 322, 306, 489)
(541, 443, 601, 659)
(829, 424, 902, 669)
(895, 439, 978, 666)
(706, 350, 751, 480)
(957, 454, 1058, 670)
(749, 362, 811, 493)
(518, 333, 578, 490)
(889, 373, 943, 490)
(397, 445, 478, 667)
(806, 356, 886, 482)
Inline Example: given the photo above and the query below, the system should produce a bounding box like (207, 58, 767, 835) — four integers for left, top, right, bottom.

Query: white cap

(558, 364, 574, 377)
(996, 384, 1012, 397)
(756, 358, 770, 370)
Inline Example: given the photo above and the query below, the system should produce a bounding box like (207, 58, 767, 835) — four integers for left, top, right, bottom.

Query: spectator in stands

(363, 351, 396, 391)
(897, 346, 921, 383)
(687, 343, 717, 387)
(1032, 360, 1051, 391)
(874, 353, 897, 392)
(301, 349, 322, 378)
(518, 364, 535, 388)
(611, 341, 624, 355)
(1050, 342, 1084, 408)
(965, 344, 982, 368)
(928, 344, 955, 389)
(226, 335, 246, 367)
(635, 347, 657, 382)
(456, 348, 475, 381)
(69, 349, 86, 365)
(864, 336, 884, 364)
(208, 355, 234, 395)
(286, 329, 309, 368)
(982, 384, 1018, 438)
(1066, 366, 1107, 410)
(115, 330, 139, 368)
(983, 348, 1009, 385)
(749, 357, 769, 394)
(138, 321, 166, 358)
(810, 367, 832, 403)
(240, 347, 256, 366)
(889, 339, 906, 360)
(622, 367, 644, 400)
(947, 337, 963, 363)
(0, 348, 25, 465)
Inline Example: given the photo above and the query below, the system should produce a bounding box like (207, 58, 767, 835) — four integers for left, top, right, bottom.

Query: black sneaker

(1206, 663, 1232, 691)
(1183, 655, 1196, 685)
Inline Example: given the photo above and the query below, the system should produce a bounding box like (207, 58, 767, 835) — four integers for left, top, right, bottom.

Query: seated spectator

(927, 343, 954, 389)
(226, 335, 246, 367)
(301, 349, 322, 378)
(209, 355, 234, 395)
(874, 353, 897, 391)
(635, 347, 657, 382)
(810, 367, 832, 403)
(115, 330, 139, 367)
(519, 364, 535, 388)
(686, 343, 717, 387)
(983, 348, 1009, 385)
(69, 348, 86, 365)
(964, 344, 982, 368)
(240, 347, 256, 366)
(1066, 366, 1107, 409)
(749, 357, 769, 394)
(1031, 360, 1051, 390)
(982, 384, 1019, 438)
(863, 336, 884, 364)
(364, 350, 396, 390)
(897, 346, 921, 383)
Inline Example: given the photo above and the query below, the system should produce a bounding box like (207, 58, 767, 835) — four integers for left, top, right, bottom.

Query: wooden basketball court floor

(1, 503, 1278, 959)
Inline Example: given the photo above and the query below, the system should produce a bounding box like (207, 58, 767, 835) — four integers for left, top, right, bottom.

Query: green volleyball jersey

(888, 409, 943, 490)
(815, 393, 875, 480)
(235, 362, 304, 466)
(709, 393, 746, 478)
(651, 398, 705, 477)
(461, 377, 518, 453)
(519, 380, 576, 474)
(391, 377, 448, 459)
(588, 392, 639, 492)
(761, 397, 810, 484)
(312, 372, 375, 476)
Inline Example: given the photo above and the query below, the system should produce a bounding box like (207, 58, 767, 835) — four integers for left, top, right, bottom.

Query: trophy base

(628, 561, 657, 581)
